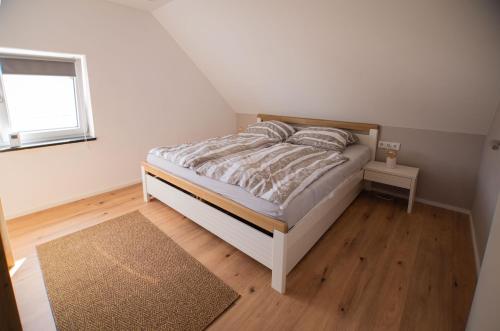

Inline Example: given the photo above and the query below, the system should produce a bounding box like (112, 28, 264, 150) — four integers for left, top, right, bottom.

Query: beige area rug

(37, 211, 239, 331)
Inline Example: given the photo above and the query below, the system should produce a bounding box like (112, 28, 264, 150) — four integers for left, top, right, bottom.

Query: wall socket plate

(378, 140, 401, 151)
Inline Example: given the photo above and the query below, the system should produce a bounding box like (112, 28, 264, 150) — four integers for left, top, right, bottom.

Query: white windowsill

(0, 136, 96, 153)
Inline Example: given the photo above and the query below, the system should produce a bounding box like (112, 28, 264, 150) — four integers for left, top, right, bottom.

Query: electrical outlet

(378, 140, 401, 151)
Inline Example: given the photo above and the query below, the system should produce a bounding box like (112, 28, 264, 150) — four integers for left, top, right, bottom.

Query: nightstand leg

(408, 178, 417, 213)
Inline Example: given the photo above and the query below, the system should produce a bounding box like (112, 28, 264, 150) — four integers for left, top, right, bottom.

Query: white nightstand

(363, 161, 419, 213)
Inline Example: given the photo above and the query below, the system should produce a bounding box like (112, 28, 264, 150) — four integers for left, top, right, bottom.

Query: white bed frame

(141, 114, 378, 293)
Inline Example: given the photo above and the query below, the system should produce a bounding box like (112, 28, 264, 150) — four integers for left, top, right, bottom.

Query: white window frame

(0, 48, 95, 147)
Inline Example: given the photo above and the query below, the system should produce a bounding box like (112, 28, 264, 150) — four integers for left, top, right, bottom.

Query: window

(0, 49, 95, 149)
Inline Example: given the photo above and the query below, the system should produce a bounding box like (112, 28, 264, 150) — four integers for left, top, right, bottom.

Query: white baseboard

(468, 212, 481, 275)
(413, 197, 471, 215)
(5, 178, 141, 220)
(370, 187, 481, 275)
(370, 187, 470, 214)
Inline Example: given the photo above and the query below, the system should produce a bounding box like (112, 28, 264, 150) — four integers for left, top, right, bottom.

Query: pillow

(245, 120, 295, 141)
(290, 125, 358, 145)
(286, 127, 357, 152)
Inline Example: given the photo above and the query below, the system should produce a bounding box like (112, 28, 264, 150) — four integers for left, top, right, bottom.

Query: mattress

(146, 144, 371, 228)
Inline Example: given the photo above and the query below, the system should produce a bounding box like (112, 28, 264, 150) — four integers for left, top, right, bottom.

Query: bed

(141, 114, 379, 293)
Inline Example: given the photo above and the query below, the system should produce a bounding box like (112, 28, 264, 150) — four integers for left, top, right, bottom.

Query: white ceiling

(105, 0, 171, 11)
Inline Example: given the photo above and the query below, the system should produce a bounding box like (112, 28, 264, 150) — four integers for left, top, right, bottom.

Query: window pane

(2, 74, 78, 132)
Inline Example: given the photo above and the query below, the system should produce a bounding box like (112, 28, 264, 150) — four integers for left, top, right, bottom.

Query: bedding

(244, 120, 295, 141)
(149, 133, 278, 169)
(146, 144, 371, 228)
(196, 143, 348, 208)
(286, 127, 358, 152)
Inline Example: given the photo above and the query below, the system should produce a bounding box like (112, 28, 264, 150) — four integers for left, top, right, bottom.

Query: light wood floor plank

(7, 186, 476, 330)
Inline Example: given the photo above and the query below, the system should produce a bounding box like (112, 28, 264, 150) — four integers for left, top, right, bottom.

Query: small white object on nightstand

(363, 161, 419, 213)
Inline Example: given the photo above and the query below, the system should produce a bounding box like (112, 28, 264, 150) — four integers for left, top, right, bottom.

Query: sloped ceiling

(153, 0, 500, 135)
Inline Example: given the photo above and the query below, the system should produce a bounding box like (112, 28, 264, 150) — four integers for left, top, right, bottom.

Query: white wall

(0, 0, 236, 218)
(467, 196, 500, 331)
(154, 0, 500, 135)
(472, 104, 500, 262)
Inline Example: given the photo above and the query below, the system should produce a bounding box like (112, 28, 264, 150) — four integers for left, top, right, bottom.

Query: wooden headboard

(256, 114, 379, 160)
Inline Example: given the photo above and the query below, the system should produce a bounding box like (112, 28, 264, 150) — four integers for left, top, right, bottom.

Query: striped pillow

(286, 127, 356, 152)
(245, 120, 295, 141)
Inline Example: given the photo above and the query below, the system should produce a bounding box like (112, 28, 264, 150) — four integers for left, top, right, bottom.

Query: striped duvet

(149, 133, 278, 169)
(196, 143, 348, 208)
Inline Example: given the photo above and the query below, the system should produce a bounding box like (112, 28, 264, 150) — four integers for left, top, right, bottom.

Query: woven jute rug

(37, 211, 239, 331)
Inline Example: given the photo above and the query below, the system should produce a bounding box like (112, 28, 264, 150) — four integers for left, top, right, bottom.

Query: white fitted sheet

(146, 144, 371, 228)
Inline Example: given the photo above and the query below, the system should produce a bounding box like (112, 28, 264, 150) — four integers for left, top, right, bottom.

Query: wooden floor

(8, 185, 477, 331)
